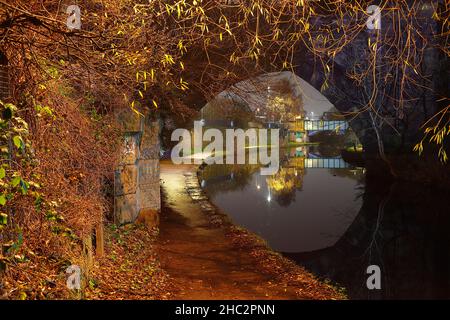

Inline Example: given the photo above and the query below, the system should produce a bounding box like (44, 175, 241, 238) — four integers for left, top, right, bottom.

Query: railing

(286, 120, 349, 132)
(304, 158, 349, 168)
(304, 120, 349, 131)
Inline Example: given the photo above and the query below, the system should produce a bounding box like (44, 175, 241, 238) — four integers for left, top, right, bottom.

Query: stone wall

(114, 110, 160, 224)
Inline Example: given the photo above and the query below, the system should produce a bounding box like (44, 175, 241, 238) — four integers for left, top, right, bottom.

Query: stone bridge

(189, 2, 443, 154)
(114, 1, 444, 223)
(114, 110, 161, 224)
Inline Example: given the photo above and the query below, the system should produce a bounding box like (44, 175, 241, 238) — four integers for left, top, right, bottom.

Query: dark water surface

(200, 145, 450, 299)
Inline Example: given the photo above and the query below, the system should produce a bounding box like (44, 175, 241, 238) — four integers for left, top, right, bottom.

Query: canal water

(199, 144, 450, 299)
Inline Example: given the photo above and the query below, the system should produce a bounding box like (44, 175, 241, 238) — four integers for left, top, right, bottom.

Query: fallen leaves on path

(87, 223, 171, 300)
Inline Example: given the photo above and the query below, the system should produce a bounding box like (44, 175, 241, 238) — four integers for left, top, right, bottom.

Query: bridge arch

(197, 70, 369, 150)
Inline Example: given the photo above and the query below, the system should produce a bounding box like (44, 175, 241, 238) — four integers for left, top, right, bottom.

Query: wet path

(157, 161, 342, 300)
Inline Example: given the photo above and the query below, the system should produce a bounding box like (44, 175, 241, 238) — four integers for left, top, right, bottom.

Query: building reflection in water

(200, 145, 365, 254)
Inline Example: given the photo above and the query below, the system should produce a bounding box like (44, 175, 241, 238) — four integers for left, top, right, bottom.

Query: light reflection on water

(200, 145, 365, 253)
(200, 144, 450, 299)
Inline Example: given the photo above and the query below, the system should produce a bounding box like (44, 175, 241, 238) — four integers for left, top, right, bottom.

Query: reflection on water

(200, 144, 450, 299)
(201, 145, 364, 253)
(286, 182, 450, 299)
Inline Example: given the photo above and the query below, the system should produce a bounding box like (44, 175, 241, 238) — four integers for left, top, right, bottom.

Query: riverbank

(157, 160, 345, 300)
(341, 150, 450, 190)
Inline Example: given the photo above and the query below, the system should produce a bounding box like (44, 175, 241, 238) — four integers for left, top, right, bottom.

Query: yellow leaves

(253, 51, 259, 60)
(196, 6, 205, 16)
(166, 54, 175, 64)
(130, 100, 144, 117)
(413, 141, 424, 155)
(136, 70, 150, 83)
(254, 35, 262, 46)
(179, 78, 189, 91)
(251, 2, 263, 15)
(165, 4, 173, 15)
(230, 52, 238, 64)
(371, 41, 377, 51)
(320, 79, 329, 92)
(152, 100, 158, 108)
(199, 23, 209, 33)
(438, 147, 448, 163)
(219, 15, 233, 36)
(161, 54, 175, 66)
(177, 40, 187, 53)
(416, 112, 450, 163)
(179, 61, 185, 70)
(432, 10, 439, 21)
(176, 3, 182, 18)
(403, 59, 419, 75)
(273, 28, 281, 41)
(368, 37, 378, 51)
(430, 126, 447, 144)
(150, 68, 155, 81)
